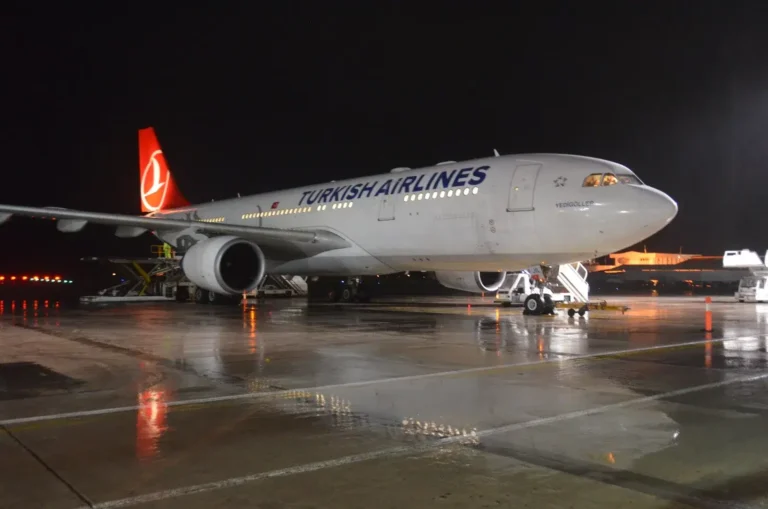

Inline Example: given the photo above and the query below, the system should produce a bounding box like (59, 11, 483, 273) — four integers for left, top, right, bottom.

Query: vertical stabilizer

(139, 127, 189, 213)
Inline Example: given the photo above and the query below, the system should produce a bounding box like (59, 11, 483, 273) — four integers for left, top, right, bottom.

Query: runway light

(10, 276, 16, 281)
(0, 276, 4, 281)
(22, 276, 28, 281)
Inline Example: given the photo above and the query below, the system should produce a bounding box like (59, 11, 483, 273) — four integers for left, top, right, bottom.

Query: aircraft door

(507, 164, 542, 212)
(378, 196, 395, 221)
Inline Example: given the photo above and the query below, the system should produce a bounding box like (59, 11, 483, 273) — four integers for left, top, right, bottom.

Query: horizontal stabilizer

(723, 249, 766, 268)
(57, 219, 88, 233)
(115, 226, 148, 238)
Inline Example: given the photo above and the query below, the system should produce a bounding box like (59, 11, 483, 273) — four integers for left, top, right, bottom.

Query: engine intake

(181, 235, 266, 295)
(434, 271, 507, 293)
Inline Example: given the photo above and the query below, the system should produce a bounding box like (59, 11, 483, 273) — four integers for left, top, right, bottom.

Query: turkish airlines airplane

(0, 128, 677, 302)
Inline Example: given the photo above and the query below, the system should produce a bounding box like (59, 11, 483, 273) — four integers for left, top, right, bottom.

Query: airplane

(0, 127, 677, 308)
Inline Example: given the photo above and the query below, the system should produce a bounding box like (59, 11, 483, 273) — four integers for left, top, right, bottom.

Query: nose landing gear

(523, 293, 556, 316)
(522, 264, 557, 316)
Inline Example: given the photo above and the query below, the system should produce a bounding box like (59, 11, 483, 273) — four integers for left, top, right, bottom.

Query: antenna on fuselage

(493, 149, 500, 157)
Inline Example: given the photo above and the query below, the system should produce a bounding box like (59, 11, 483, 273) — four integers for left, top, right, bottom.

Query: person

(163, 243, 172, 259)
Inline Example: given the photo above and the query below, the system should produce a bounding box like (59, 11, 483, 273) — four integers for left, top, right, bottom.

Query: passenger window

(582, 174, 602, 187)
(602, 173, 618, 186)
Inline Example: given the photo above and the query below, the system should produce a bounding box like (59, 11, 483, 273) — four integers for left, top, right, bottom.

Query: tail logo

(140, 150, 170, 212)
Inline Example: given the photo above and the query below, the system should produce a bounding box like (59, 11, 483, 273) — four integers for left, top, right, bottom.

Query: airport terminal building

(587, 250, 749, 293)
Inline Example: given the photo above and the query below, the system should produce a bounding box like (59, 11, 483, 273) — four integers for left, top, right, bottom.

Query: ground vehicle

(734, 275, 768, 303)
(723, 249, 768, 303)
(257, 284, 293, 298)
(495, 263, 589, 315)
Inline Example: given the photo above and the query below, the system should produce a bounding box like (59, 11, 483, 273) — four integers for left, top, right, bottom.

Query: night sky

(4, 4, 768, 275)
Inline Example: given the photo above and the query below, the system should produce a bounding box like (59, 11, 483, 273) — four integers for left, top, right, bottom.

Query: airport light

(0, 276, 4, 281)
(22, 276, 28, 281)
(10, 276, 16, 281)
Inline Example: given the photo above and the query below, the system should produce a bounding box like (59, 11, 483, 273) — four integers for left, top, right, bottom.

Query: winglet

(493, 149, 500, 157)
(139, 127, 190, 213)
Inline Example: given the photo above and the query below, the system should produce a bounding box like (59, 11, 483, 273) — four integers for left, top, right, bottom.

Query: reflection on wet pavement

(1, 296, 768, 508)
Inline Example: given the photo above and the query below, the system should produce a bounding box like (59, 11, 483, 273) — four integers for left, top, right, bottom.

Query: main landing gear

(307, 276, 372, 303)
(192, 287, 236, 305)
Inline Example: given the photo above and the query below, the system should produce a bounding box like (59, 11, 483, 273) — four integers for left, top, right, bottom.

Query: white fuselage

(153, 153, 677, 276)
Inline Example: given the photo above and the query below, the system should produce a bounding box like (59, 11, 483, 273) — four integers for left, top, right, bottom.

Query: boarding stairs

(553, 262, 590, 303)
(498, 262, 590, 303)
(522, 262, 590, 303)
(723, 249, 768, 275)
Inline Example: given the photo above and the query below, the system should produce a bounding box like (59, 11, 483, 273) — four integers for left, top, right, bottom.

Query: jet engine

(181, 235, 266, 295)
(434, 271, 507, 293)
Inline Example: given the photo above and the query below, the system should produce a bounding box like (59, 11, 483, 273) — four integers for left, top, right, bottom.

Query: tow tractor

(494, 262, 629, 316)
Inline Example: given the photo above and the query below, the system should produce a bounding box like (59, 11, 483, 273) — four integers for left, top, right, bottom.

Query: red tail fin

(139, 127, 190, 213)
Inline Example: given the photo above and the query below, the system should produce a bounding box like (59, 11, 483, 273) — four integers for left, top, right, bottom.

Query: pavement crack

(1, 423, 94, 508)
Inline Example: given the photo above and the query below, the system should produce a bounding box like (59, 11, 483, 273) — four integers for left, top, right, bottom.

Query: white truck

(494, 263, 590, 316)
(723, 249, 768, 303)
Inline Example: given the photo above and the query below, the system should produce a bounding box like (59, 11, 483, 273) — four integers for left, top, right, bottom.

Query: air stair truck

(494, 262, 591, 316)
(723, 249, 768, 302)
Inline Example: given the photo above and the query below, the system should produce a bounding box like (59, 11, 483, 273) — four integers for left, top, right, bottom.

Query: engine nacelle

(434, 271, 507, 293)
(181, 235, 266, 295)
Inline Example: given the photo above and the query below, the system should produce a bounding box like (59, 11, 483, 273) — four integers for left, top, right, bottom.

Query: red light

(10, 276, 16, 281)
(0, 276, 4, 281)
(54, 275, 61, 280)
(21, 276, 28, 281)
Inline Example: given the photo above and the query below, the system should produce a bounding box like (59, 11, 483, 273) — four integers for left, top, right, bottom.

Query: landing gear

(175, 286, 189, 302)
(523, 293, 556, 316)
(522, 265, 557, 316)
(194, 287, 230, 305)
(308, 276, 372, 303)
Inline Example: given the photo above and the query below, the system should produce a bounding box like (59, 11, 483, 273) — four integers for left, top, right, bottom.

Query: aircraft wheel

(567, 308, 576, 317)
(542, 294, 555, 315)
(340, 288, 353, 302)
(194, 287, 208, 304)
(175, 286, 189, 302)
(523, 295, 543, 315)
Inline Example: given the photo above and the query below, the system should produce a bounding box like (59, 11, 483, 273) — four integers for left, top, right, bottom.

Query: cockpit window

(616, 174, 643, 185)
(601, 173, 618, 186)
(582, 174, 602, 187)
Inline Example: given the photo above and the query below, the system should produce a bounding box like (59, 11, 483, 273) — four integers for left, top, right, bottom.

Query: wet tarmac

(2, 295, 768, 508)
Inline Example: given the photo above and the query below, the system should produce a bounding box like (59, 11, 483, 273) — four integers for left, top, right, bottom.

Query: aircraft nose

(641, 187, 678, 228)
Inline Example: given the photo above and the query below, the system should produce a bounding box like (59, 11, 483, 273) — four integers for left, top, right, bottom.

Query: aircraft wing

(0, 204, 351, 256)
